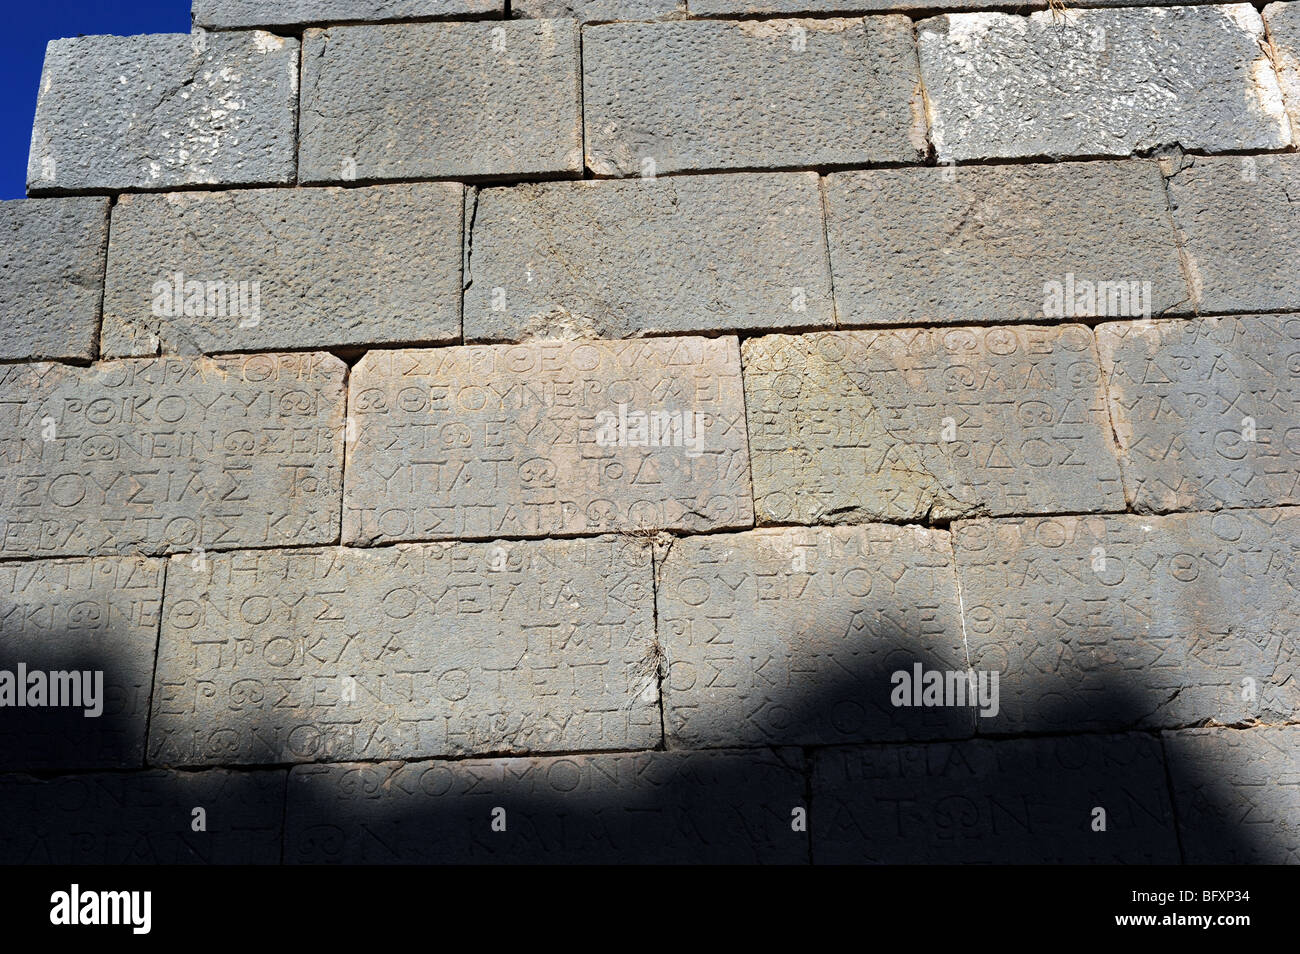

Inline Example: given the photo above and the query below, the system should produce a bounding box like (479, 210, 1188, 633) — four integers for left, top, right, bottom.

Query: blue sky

(2, 1, 190, 199)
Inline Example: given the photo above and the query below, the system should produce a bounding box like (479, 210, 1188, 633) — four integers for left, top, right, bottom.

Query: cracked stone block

(0, 197, 109, 361)
(28, 31, 298, 194)
(952, 508, 1300, 734)
(464, 173, 832, 341)
(102, 184, 463, 357)
(583, 17, 926, 176)
(193, 0, 501, 29)
(0, 769, 284, 863)
(1098, 315, 1300, 513)
(1265, 2, 1300, 140)
(299, 21, 582, 183)
(343, 337, 753, 544)
(742, 325, 1125, 524)
(287, 750, 806, 863)
(657, 525, 971, 747)
(512, 0, 682, 22)
(917, 6, 1293, 162)
(825, 162, 1190, 327)
(148, 537, 658, 766)
(1163, 726, 1300, 863)
(1166, 153, 1300, 313)
(0, 353, 345, 559)
(0, 557, 162, 772)
(812, 734, 1179, 863)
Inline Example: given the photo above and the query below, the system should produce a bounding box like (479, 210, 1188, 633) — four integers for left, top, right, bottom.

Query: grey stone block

(343, 337, 753, 544)
(583, 17, 927, 176)
(657, 525, 972, 747)
(1163, 727, 1300, 863)
(28, 31, 298, 194)
(824, 162, 1190, 327)
(300, 21, 582, 183)
(812, 734, 1179, 863)
(102, 184, 463, 357)
(742, 325, 1125, 523)
(287, 750, 806, 863)
(1098, 315, 1300, 513)
(952, 508, 1300, 734)
(464, 173, 832, 341)
(0, 769, 284, 863)
(0, 557, 162, 771)
(917, 6, 1293, 162)
(0, 197, 109, 361)
(1265, 2, 1300, 140)
(513, 0, 681, 22)
(194, 0, 501, 29)
(1166, 153, 1300, 313)
(148, 537, 658, 766)
(0, 353, 345, 559)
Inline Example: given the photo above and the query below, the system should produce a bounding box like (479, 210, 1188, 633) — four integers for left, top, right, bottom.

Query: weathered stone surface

(812, 734, 1179, 863)
(0, 557, 162, 771)
(1163, 727, 1300, 863)
(0, 198, 109, 361)
(102, 184, 463, 357)
(287, 750, 806, 863)
(300, 21, 582, 183)
(917, 6, 1293, 162)
(825, 162, 1190, 326)
(1266, 2, 1300, 140)
(149, 537, 658, 766)
(1098, 315, 1300, 513)
(583, 17, 926, 176)
(742, 325, 1125, 523)
(194, 0, 500, 28)
(343, 338, 753, 544)
(658, 525, 971, 747)
(0, 354, 345, 559)
(0, 769, 284, 863)
(28, 32, 298, 194)
(1165, 153, 1300, 313)
(513, 0, 681, 21)
(953, 508, 1300, 733)
(465, 173, 832, 341)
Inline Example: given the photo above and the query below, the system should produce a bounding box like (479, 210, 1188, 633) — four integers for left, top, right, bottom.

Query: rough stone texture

(953, 508, 1300, 733)
(1165, 153, 1300, 313)
(0, 557, 162, 772)
(917, 6, 1293, 162)
(1266, 2, 1300, 140)
(813, 734, 1180, 863)
(300, 21, 582, 183)
(28, 32, 298, 194)
(0, 197, 109, 362)
(513, 0, 681, 21)
(691, 0, 1234, 11)
(0, 769, 284, 863)
(1098, 315, 1300, 513)
(148, 537, 658, 766)
(0, 354, 345, 559)
(343, 337, 753, 544)
(194, 0, 501, 28)
(583, 17, 927, 176)
(286, 750, 806, 862)
(1163, 727, 1300, 863)
(102, 184, 463, 357)
(824, 162, 1190, 327)
(464, 174, 832, 341)
(657, 525, 971, 747)
(742, 326, 1125, 524)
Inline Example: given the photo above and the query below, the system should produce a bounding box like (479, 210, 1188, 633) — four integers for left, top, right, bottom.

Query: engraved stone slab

(953, 508, 1300, 733)
(512, 0, 681, 22)
(812, 734, 1179, 863)
(1098, 315, 1300, 513)
(0, 557, 163, 771)
(193, 0, 501, 28)
(148, 536, 658, 766)
(343, 338, 753, 544)
(464, 173, 833, 341)
(1265, 2, 1300, 141)
(657, 525, 971, 747)
(0, 354, 346, 559)
(286, 749, 806, 863)
(742, 325, 1125, 523)
(102, 183, 463, 356)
